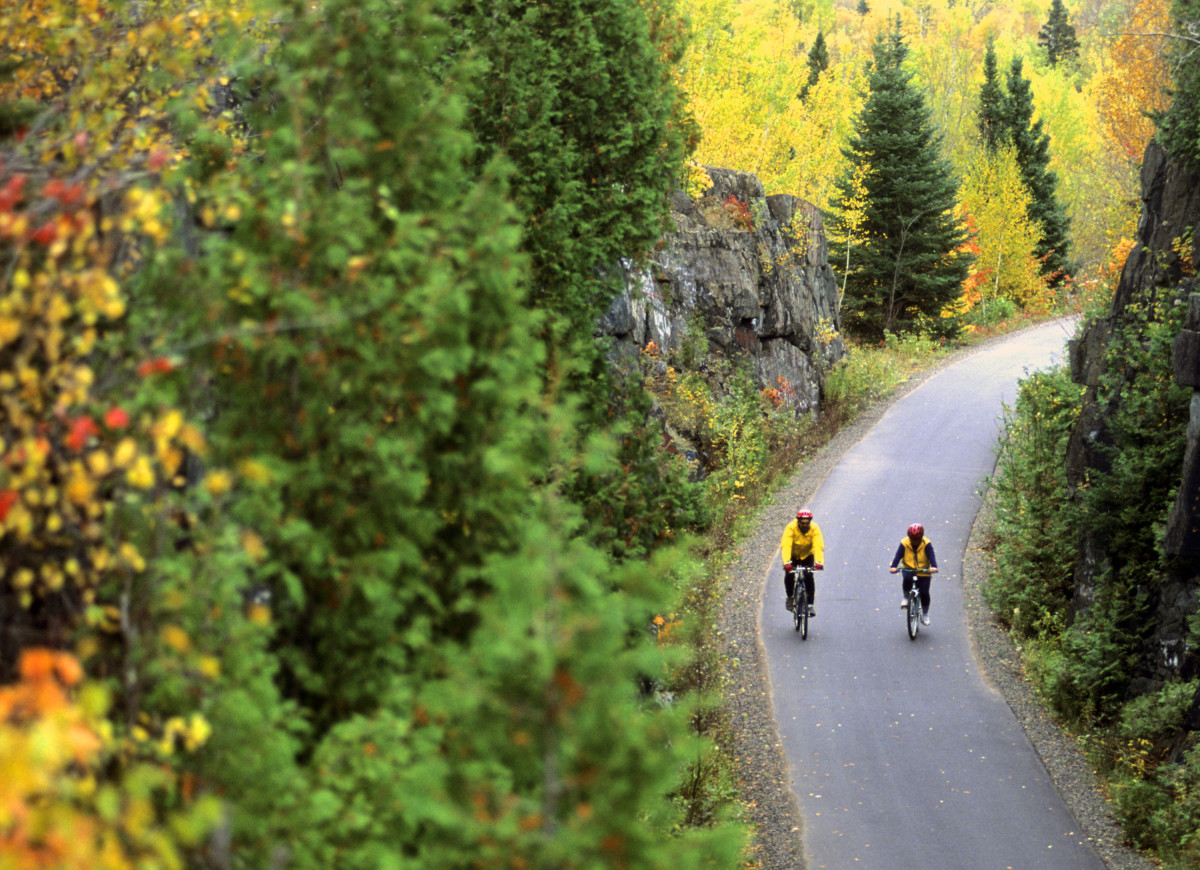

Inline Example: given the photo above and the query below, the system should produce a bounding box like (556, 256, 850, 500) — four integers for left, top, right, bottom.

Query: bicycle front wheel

(907, 590, 921, 640)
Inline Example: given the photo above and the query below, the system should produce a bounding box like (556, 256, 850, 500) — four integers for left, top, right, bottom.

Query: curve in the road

(763, 320, 1106, 870)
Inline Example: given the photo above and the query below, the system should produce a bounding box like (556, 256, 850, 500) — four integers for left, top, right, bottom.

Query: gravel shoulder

(717, 330, 1157, 870)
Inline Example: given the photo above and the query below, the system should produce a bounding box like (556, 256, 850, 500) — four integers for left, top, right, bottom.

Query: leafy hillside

(680, 0, 1168, 316)
(0, 0, 1195, 866)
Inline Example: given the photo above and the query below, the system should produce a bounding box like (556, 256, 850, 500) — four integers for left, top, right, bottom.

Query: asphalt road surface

(762, 320, 1105, 870)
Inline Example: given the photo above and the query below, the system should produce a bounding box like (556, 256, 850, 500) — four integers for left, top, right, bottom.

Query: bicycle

(786, 564, 819, 640)
(898, 569, 930, 640)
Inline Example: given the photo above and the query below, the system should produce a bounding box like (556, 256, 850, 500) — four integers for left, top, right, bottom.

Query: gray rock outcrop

(1066, 142, 1200, 695)
(598, 167, 846, 415)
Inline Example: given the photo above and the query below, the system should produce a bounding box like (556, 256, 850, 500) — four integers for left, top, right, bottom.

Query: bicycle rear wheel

(906, 589, 921, 640)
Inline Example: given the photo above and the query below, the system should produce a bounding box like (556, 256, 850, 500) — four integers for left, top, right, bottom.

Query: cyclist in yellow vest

(780, 508, 824, 616)
(889, 523, 939, 626)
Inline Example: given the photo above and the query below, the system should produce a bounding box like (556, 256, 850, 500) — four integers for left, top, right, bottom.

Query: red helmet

(907, 523, 924, 538)
(796, 509, 813, 521)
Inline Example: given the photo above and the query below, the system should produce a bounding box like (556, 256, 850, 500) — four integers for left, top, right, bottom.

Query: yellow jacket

(893, 536, 935, 574)
(780, 520, 824, 564)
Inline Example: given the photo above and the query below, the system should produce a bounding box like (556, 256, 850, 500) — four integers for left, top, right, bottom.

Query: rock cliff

(598, 167, 846, 414)
(1066, 142, 1200, 696)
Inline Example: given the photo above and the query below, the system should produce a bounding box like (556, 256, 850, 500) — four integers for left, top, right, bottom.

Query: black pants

(785, 555, 815, 603)
(902, 571, 931, 612)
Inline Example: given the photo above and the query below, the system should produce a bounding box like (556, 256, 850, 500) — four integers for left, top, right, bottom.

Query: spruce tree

(978, 39, 1005, 150)
(1038, 0, 1081, 66)
(829, 19, 971, 340)
(451, 0, 695, 358)
(1154, 0, 1200, 166)
(448, 0, 706, 562)
(119, 0, 747, 864)
(799, 30, 830, 101)
(1001, 57, 1073, 285)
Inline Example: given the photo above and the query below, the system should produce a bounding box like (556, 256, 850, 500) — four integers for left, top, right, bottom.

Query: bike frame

(902, 569, 928, 640)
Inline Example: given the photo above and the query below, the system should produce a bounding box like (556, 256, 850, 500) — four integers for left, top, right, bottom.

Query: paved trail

(763, 320, 1104, 870)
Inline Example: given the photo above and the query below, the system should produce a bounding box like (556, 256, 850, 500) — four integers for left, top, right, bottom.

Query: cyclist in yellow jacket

(889, 523, 939, 626)
(780, 508, 824, 616)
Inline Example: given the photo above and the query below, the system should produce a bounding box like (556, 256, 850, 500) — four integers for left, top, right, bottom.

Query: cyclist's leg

(901, 570, 915, 604)
(784, 569, 796, 608)
(917, 575, 932, 612)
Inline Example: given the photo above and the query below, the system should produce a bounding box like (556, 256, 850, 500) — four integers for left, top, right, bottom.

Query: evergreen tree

(857, 0, 870, 14)
(829, 19, 971, 339)
(799, 30, 830, 101)
(1154, 0, 1200, 165)
(117, 0, 746, 864)
(450, 0, 695, 359)
(1001, 57, 1073, 285)
(978, 38, 1005, 150)
(1037, 0, 1081, 66)
(448, 0, 706, 562)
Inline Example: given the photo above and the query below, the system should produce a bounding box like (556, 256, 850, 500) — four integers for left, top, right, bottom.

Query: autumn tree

(678, 0, 862, 209)
(1097, 0, 1172, 163)
(1038, 0, 1080, 66)
(960, 146, 1044, 315)
(0, 0, 267, 861)
(829, 19, 972, 339)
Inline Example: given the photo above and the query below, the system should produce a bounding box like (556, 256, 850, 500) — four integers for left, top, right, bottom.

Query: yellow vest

(900, 536, 931, 572)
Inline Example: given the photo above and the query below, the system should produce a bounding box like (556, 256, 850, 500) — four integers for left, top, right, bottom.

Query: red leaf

(136, 357, 175, 377)
(104, 406, 130, 429)
(30, 220, 56, 246)
(149, 149, 171, 172)
(65, 416, 98, 451)
(0, 174, 26, 212)
(0, 490, 18, 521)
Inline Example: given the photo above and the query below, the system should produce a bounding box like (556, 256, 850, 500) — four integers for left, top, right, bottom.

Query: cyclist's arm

(926, 542, 938, 571)
(780, 525, 794, 565)
(889, 544, 904, 569)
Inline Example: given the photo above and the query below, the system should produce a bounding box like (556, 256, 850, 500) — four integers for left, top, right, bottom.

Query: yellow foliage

(1096, 0, 1171, 163)
(0, 650, 217, 869)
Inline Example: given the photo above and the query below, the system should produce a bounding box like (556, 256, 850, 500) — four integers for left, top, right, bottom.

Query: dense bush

(985, 367, 1081, 637)
(0, 0, 749, 865)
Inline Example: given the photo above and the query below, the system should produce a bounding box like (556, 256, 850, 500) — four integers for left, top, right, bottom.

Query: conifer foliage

(975, 43, 1073, 288)
(0, 0, 747, 866)
(1037, 0, 1081, 66)
(999, 56, 1074, 286)
(977, 38, 1006, 151)
(799, 31, 830, 102)
(451, 0, 696, 355)
(829, 20, 971, 339)
(1155, 0, 1200, 166)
